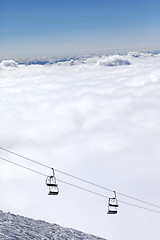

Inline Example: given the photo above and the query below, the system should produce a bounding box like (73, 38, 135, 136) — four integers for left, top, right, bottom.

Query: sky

(0, 53, 160, 240)
(0, 0, 160, 59)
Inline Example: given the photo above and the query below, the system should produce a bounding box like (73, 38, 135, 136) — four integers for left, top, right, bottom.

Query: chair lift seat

(46, 183, 58, 187)
(107, 191, 118, 215)
(46, 169, 59, 195)
(107, 209, 117, 214)
(109, 203, 119, 207)
(48, 191, 59, 195)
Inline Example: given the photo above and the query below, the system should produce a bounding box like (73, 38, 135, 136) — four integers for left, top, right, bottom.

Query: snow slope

(0, 210, 106, 240)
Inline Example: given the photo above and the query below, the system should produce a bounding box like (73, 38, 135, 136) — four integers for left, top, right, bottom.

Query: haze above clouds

(0, 53, 160, 240)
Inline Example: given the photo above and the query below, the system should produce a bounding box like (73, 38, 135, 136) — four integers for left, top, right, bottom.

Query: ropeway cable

(0, 156, 47, 177)
(0, 156, 160, 214)
(0, 146, 160, 210)
(0, 147, 51, 170)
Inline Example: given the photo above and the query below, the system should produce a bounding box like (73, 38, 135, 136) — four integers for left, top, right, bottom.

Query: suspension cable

(0, 146, 160, 209)
(0, 147, 51, 169)
(0, 156, 47, 177)
(58, 179, 160, 214)
(1, 156, 160, 214)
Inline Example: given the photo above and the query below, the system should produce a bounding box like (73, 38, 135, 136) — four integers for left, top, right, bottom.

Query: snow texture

(0, 210, 106, 240)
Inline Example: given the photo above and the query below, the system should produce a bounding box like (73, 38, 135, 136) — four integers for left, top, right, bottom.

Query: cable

(58, 179, 160, 214)
(55, 169, 160, 209)
(0, 157, 47, 177)
(0, 146, 160, 209)
(0, 146, 51, 170)
(0, 155, 160, 214)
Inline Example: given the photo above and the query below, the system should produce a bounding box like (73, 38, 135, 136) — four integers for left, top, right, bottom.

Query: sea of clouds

(0, 52, 160, 240)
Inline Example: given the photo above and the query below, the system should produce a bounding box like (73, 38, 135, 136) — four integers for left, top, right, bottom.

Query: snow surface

(0, 52, 160, 240)
(0, 210, 106, 240)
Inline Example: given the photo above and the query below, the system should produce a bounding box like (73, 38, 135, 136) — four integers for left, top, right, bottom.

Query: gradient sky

(0, 0, 160, 59)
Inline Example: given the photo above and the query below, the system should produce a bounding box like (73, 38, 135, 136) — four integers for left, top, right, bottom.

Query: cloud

(0, 53, 160, 240)
(55, 55, 131, 67)
(98, 58, 131, 66)
(0, 60, 18, 68)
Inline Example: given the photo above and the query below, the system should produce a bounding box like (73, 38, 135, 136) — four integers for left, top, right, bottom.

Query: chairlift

(107, 191, 118, 214)
(46, 168, 59, 195)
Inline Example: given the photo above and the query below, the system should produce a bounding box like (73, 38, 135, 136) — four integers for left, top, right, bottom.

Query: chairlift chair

(107, 207, 117, 214)
(107, 191, 118, 214)
(46, 168, 59, 195)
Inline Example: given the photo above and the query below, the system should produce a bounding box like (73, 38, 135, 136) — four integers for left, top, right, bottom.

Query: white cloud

(97, 55, 131, 66)
(0, 60, 18, 68)
(0, 53, 160, 240)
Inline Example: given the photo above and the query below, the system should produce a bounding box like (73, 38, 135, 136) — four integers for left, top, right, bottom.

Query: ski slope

(0, 210, 106, 240)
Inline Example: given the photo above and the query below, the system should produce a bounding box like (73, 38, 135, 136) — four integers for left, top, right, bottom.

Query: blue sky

(0, 0, 160, 59)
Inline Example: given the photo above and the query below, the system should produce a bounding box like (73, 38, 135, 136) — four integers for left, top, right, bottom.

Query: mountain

(0, 210, 106, 240)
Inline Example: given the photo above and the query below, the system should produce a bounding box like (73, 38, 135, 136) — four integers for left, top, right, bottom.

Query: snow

(0, 210, 106, 240)
(0, 52, 160, 240)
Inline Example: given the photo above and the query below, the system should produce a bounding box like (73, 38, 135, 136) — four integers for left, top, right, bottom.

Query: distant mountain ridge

(1, 51, 160, 67)
(0, 210, 107, 240)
